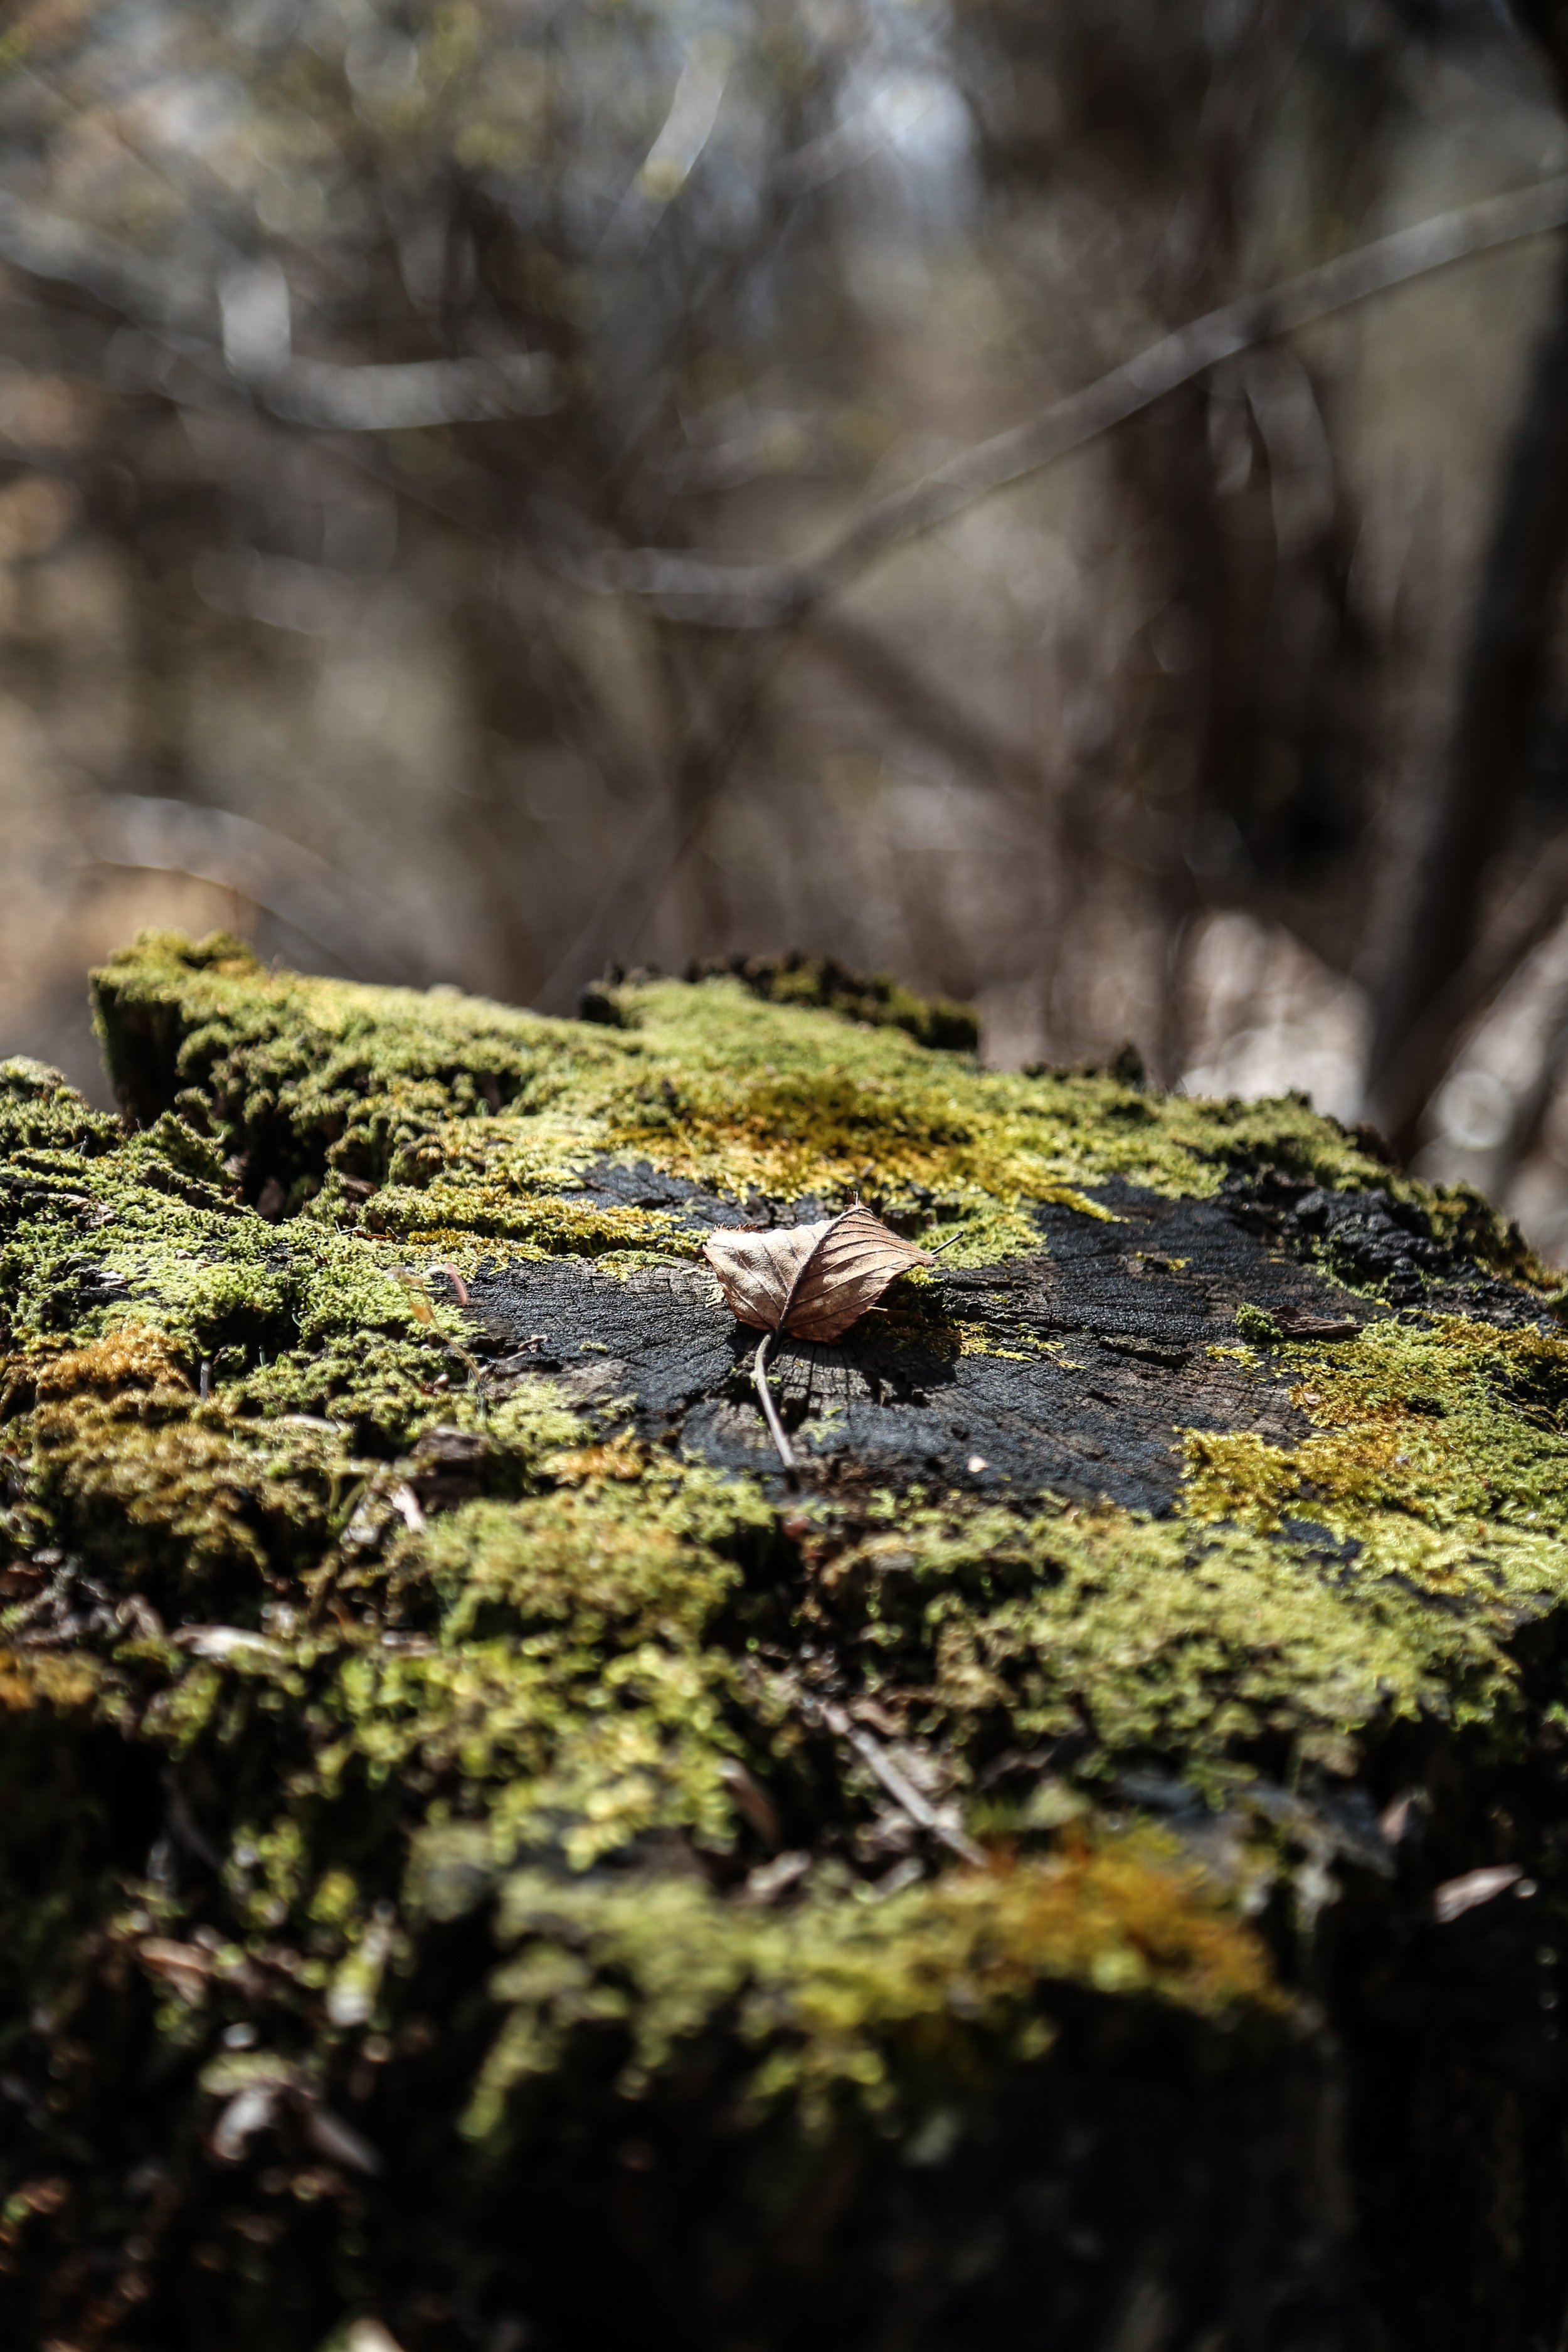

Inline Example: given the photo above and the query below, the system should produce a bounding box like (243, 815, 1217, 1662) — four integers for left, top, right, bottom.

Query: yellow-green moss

(467, 1832, 1278, 2141)
(1184, 1316, 1568, 1590)
(95, 930, 1542, 1276)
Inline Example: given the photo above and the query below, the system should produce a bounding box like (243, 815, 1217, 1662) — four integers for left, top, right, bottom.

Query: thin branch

(815, 1698, 987, 1870)
(578, 172, 1568, 627)
(808, 171, 1568, 606)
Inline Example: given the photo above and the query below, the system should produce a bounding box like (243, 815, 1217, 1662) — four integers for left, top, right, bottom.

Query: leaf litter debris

(704, 1206, 944, 1473)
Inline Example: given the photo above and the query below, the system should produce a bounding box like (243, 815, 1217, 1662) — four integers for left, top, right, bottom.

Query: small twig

(753, 1329, 798, 1478)
(817, 1697, 986, 1869)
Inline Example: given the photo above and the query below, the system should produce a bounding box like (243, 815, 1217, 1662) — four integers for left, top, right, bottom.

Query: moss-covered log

(4, 931, 1568, 2349)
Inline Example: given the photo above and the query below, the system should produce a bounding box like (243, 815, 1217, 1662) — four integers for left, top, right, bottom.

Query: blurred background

(6, 1, 1568, 1242)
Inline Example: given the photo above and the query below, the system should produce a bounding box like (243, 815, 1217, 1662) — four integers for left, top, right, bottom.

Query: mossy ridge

(92, 929, 1543, 1285)
(682, 949, 982, 1053)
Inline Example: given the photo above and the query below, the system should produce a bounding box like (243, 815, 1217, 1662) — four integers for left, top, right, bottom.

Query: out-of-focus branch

(1366, 231, 1568, 1153)
(797, 616, 1049, 803)
(77, 793, 423, 980)
(1369, 830, 1568, 1150)
(14, 171, 1566, 603)
(532, 177, 1568, 1007)
(0, 201, 562, 432)
(15, 158, 1568, 1031)
(117, 329, 564, 434)
(263, 353, 562, 431)
(578, 172, 1568, 627)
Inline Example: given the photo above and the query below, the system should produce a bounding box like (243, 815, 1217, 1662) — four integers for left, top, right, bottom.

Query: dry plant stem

(817, 1699, 987, 1870)
(753, 1329, 798, 1479)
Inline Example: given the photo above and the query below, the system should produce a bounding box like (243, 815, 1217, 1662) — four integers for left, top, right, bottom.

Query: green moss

(360, 1181, 702, 1264)
(97, 929, 1523, 1274)
(467, 1832, 1277, 2141)
(688, 951, 982, 1053)
(1179, 1317, 1568, 1655)
(0, 1054, 120, 1158)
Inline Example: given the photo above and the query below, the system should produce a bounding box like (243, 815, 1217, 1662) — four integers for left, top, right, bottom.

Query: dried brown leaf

(702, 1221, 828, 1336)
(706, 1206, 939, 1478)
(704, 1207, 934, 1343)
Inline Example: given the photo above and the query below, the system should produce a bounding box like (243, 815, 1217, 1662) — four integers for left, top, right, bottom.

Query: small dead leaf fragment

(391, 1270, 436, 1326)
(1273, 1308, 1360, 1340)
(704, 1207, 933, 1343)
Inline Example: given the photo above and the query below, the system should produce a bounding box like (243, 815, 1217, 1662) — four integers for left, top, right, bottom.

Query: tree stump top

(3, 930, 1565, 2348)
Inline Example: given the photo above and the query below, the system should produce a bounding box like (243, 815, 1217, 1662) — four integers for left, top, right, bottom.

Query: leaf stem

(753, 1328, 798, 1479)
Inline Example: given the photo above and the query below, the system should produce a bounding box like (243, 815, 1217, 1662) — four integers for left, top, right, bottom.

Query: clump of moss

(26, 1325, 340, 1602)
(361, 1180, 701, 1264)
(465, 1832, 1278, 2142)
(686, 951, 982, 1054)
(0, 1054, 121, 1158)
